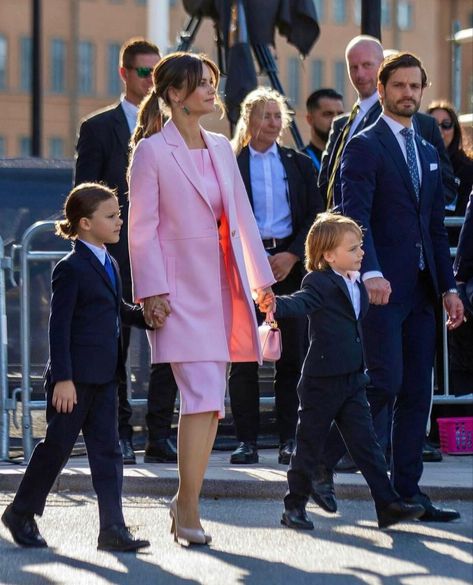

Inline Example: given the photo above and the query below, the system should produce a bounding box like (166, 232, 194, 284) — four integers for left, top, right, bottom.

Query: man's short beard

(313, 127, 330, 143)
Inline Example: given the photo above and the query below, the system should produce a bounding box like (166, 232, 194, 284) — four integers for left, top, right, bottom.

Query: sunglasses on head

(438, 120, 454, 130)
(129, 67, 153, 78)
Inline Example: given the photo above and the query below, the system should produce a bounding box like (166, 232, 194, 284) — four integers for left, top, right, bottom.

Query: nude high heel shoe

(169, 497, 212, 545)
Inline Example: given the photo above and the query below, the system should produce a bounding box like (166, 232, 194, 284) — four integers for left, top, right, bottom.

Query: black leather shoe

(334, 453, 359, 473)
(422, 441, 443, 462)
(404, 493, 460, 522)
(97, 524, 150, 552)
(278, 439, 295, 465)
(119, 439, 136, 465)
(1, 504, 48, 548)
(281, 508, 314, 530)
(230, 442, 258, 464)
(377, 500, 425, 529)
(310, 465, 337, 513)
(144, 438, 178, 463)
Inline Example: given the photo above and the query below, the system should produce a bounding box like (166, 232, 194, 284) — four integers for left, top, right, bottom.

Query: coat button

(231, 230, 236, 237)
(356, 337, 360, 343)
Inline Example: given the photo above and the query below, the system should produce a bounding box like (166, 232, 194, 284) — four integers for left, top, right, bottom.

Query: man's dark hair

(306, 88, 343, 112)
(120, 37, 160, 68)
(378, 52, 428, 88)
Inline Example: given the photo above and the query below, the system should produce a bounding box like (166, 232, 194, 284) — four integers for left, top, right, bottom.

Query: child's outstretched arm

(52, 380, 77, 413)
(274, 278, 323, 319)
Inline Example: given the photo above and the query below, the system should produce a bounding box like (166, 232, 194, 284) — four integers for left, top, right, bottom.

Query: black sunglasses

(128, 67, 153, 78)
(437, 120, 454, 130)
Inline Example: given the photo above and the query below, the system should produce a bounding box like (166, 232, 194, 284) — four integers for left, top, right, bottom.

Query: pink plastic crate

(437, 417, 473, 455)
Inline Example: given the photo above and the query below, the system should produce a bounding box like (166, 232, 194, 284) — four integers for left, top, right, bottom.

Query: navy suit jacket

(237, 145, 324, 263)
(274, 269, 369, 378)
(454, 193, 473, 308)
(319, 100, 455, 210)
(46, 239, 146, 386)
(74, 103, 132, 292)
(340, 116, 455, 303)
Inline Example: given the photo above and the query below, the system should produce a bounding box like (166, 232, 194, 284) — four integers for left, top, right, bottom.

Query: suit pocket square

(430, 163, 438, 171)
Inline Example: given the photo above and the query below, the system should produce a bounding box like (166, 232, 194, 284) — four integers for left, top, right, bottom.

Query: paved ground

(0, 493, 471, 585)
(1, 449, 471, 501)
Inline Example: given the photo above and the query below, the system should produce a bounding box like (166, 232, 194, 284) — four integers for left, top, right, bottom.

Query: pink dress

(170, 149, 231, 419)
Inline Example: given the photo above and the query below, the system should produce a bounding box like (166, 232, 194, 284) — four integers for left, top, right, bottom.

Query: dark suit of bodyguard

(228, 138, 324, 462)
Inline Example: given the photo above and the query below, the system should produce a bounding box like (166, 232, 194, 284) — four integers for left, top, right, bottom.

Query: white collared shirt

(79, 239, 107, 266)
(120, 95, 138, 133)
(332, 268, 361, 318)
(348, 91, 380, 139)
(248, 142, 292, 239)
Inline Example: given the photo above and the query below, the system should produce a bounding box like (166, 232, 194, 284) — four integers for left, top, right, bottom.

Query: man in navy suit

(320, 52, 464, 522)
(318, 36, 455, 212)
(75, 38, 178, 464)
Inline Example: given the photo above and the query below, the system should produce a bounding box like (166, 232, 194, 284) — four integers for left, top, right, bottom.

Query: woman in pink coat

(128, 52, 275, 545)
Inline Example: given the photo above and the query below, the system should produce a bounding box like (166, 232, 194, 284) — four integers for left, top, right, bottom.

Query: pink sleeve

(128, 138, 169, 303)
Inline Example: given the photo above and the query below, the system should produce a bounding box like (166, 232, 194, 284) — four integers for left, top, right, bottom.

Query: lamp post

(361, 0, 381, 40)
(31, 0, 42, 156)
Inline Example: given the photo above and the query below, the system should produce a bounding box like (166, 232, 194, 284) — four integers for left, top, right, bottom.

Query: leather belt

(262, 235, 293, 250)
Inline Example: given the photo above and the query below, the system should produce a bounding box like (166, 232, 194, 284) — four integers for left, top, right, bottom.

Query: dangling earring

(182, 104, 190, 115)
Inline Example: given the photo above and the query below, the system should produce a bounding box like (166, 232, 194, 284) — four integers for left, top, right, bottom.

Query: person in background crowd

(128, 52, 275, 545)
(75, 38, 178, 465)
(303, 88, 344, 185)
(228, 88, 324, 466)
(317, 52, 463, 523)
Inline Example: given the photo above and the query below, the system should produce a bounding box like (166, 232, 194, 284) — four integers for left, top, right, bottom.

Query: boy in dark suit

(1, 183, 161, 550)
(260, 213, 425, 530)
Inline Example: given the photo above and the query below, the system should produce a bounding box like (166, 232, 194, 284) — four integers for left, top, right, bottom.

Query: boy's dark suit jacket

(274, 269, 369, 377)
(46, 239, 146, 387)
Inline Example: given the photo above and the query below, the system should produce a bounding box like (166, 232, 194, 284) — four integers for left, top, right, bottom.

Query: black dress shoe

(334, 453, 359, 473)
(1, 504, 48, 548)
(119, 439, 136, 465)
(278, 439, 295, 465)
(144, 438, 178, 463)
(97, 524, 150, 552)
(310, 465, 337, 513)
(230, 442, 258, 464)
(404, 493, 460, 522)
(377, 500, 425, 529)
(422, 440, 443, 462)
(281, 508, 314, 530)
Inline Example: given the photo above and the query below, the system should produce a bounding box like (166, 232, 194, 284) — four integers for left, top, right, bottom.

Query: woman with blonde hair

(128, 52, 275, 545)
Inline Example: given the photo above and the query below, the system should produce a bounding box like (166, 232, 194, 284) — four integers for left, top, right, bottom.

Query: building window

(19, 137, 31, 157)
(313, 0, 324, 21)
(78, 41, 95, 96)
(334, 61, 346, 96)
(397, 1, 413, 30)
(20, 37, 32, 92)
(333, 0, 347, 24)
(311, 59, 325, 90)
(49, 137, 65, 158)
(381, 0, 391, 27)
(287, 57, 300, 106)
(50, 39, 66, 94)
(0, 136, 5, 156)
(136, 0, 147, 4)
(353, 0, 361, 26)
(0, 35, 7, 89)
(107, 43, 121, 96)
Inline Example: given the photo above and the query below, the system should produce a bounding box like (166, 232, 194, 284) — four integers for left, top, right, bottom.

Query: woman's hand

(143, 295, 171, 328)
(256, 286, 275, 313)
(52, 380, 77, 413)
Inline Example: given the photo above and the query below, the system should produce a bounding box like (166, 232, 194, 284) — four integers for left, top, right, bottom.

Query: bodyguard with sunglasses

(75, 38, 178, 465)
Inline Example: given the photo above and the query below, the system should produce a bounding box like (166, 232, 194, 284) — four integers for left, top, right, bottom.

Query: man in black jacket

(74, 38, 178, 465)
(228, 88, 324, 465)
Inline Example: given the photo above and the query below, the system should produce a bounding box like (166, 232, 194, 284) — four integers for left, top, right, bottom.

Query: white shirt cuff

(362, 270, 383, 281)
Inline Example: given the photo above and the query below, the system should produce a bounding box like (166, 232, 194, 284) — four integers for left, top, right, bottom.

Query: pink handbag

(258, 311, 282, 361)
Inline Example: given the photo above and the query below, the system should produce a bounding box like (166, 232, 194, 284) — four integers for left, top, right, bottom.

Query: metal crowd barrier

(0, 216, 472, 462)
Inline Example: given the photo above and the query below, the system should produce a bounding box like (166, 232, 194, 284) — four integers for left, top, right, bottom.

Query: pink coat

(128, 120, 275, 364)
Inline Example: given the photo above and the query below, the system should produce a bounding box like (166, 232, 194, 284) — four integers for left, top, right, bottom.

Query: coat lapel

(327, 270, 355, 316)
(112, 104, 131, 155)
(162, 120, 210, 208)
(74, 240, 119, 300)
(375, 118, 419, 207)
(237, 147, 253, 206)
(202, 128, 231, 219)
(415, 133, 433, 210)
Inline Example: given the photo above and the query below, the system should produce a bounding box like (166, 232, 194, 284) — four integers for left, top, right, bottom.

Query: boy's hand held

(52, 380, 77, 413)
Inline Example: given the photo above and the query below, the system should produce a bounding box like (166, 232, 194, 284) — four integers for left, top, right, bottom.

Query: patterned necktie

(400, 127, 420, 198)
(326, 103, 360, 210)
(400, 127, 425, 269)
(104, 253, 117, 292)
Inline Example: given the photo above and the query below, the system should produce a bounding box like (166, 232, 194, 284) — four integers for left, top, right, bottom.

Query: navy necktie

(104, 253, 117, 292)
(400, 127, 425, 270)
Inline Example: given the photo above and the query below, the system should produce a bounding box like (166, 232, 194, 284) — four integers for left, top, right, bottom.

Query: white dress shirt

(120, 95, 139, 133)
(332, 268, 361, 318)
